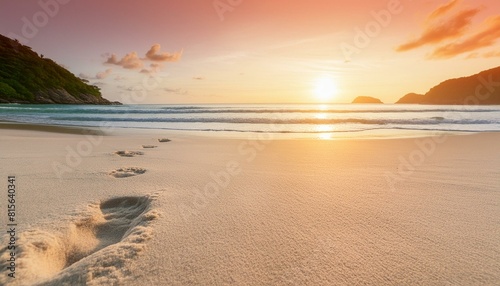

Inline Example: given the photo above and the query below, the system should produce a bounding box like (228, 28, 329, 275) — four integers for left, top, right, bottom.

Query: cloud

(106, 52, 143, 69)
(397, 7, 481, 52)
(482, 50, 500, 58)
(117, 85, 139, 92)
(192, 76, 205, 80)
(430, 15, 500, 59)
(104, 44, 181, 73)
(163, 87, 188, 95)
(96, 68, 112, 79)
(465, 50, 500, 59)
(79, 73, 91, 79)
(150, 63, 162, 69)
(145, 44, 182, 62)
(139, 63, 163, 74)
(397, 0, 500, 59)
(427, 0, 460, 21)
(465, 52, 480, 59)
(79, 68, 113, 80)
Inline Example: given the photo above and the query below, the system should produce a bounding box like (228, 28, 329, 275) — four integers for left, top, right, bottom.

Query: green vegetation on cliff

(0, 34, 113, 104)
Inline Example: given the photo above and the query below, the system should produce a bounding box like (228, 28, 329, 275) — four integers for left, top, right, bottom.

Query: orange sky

(1, 0, 500, 104)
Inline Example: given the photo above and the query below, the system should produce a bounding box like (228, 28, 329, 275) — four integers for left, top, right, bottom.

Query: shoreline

(0, 121, 105, 135)
(0, 120, 481, 140)
(2, 103, 498, 140)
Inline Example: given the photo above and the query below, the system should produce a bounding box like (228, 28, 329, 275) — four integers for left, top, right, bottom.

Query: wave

(21, 122, 492, 134)
(2, 104, 499, 135)
(48, 116, 499, 126)
(148, 126, 496, 134)
(1, 105, 499, 115)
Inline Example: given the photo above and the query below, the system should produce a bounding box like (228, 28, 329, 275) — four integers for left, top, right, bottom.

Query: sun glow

(316, 124, 334, 140)
(314, 76, 339, 102)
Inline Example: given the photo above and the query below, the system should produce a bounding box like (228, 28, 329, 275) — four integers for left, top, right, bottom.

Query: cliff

(0, 34, 118, 104)
(397, 66, 500, 105)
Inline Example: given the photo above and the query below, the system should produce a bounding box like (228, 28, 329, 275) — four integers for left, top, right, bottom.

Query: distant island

(396, 93, 424, 104)
(396, 66, 500, 105)
(0, 34, 118, 104)
(352, 96, 383, 104)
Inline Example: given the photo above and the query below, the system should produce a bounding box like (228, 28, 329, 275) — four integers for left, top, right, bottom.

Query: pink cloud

(430, 15, 500, 59)
(96, 68, 112, 79)
(427, 0, 461, 21)
(106, 52, 143, 69)
(105, 44, 181, 73)
(145, 44, 182, 62)
(397, 8, 481, 52)
(79, 68, 113, 80)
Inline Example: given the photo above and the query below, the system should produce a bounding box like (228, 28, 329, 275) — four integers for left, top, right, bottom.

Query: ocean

(1, 104, 500, 138)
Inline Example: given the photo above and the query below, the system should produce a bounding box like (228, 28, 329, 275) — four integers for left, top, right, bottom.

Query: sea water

(1, 104, 499, 138)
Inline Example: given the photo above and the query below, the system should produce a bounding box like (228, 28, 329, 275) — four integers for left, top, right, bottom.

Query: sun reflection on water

(316, 124, 334, 140)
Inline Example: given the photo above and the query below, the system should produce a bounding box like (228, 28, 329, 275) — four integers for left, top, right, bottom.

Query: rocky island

(352, 96, 383, 104)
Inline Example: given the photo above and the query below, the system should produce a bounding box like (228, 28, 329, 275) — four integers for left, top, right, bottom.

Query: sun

(314, 76, 338, 102)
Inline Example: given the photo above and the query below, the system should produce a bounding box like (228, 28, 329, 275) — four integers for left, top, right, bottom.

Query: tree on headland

(0, 33, 114, 104)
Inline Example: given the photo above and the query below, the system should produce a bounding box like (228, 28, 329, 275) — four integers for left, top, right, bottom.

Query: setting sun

(314, 76, 338, 102)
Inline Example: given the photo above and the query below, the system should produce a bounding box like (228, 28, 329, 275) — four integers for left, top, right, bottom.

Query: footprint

(142, 145, 157, 149)
(114, 151, 144, 157)
(109, 167, 146, 178)
(158, 138, 171, 143)
(66, 197, 152, 266)
(0, 195, 160, 285)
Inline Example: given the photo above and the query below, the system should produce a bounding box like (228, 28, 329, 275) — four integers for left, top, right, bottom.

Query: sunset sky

(1, 0, 500, 104)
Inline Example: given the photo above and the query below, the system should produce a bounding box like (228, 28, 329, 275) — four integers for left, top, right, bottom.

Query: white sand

(0, 126, 499, 285)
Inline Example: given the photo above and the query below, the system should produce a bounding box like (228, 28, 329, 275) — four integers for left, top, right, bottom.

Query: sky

(1, 0, 500, 104)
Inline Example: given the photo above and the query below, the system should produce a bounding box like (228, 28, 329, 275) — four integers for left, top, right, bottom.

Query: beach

(0, 124, 499, 285)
